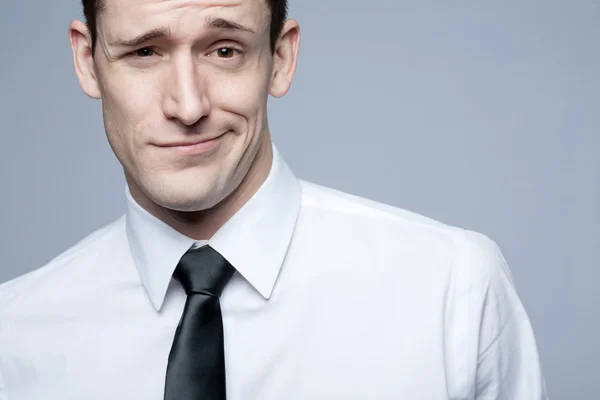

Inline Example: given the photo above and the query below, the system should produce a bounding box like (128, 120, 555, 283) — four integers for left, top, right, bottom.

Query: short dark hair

(82, 0, 288, 55)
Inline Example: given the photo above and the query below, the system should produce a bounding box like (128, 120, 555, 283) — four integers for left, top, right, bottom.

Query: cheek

(101, 76, 159, 156)
(104, 75, 158, 125)
(210, 69, 270, 120)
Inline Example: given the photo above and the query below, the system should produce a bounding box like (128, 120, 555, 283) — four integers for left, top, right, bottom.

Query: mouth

(154, 133, 225, 156)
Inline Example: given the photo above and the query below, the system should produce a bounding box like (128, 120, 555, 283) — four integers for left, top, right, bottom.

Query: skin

(69, 0, 300, 239)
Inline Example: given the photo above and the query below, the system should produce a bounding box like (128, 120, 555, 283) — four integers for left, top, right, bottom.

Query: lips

(155, 135, 221, 148)
(153, 133, 224, 156)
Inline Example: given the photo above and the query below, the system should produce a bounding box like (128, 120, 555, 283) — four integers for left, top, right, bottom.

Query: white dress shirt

(0, 144, 547, 399)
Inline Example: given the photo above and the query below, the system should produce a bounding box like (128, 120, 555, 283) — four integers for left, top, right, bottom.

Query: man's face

(91, 0, 277, 212)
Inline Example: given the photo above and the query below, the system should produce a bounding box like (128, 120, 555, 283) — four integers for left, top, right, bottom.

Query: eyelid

(206, 46, 244, 61)
(210, 46, 242, 53)
(126, 47, 158, 58)
(209, 44, 243, 53)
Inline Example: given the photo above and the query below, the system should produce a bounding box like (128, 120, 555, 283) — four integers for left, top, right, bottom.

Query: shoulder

(299, 180, 456, 242)
(298, 180, 511, 285)
(296, 183, 541, 396)
(0, 216, 127, 313)
(299, 180, 467, 246)
(299, 180, 453, 230)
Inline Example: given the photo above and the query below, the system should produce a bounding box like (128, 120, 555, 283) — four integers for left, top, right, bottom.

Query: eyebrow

(109, 27, 171, 48)
(109, 17, 255, 48)
(205, 16, 256, 34)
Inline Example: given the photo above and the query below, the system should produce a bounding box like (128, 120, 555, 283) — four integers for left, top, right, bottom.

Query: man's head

(69, 0, 300, 230)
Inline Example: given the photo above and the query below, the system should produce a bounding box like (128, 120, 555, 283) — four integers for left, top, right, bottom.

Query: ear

(69, 20, 102, 99)
(269, 19, 301, 98)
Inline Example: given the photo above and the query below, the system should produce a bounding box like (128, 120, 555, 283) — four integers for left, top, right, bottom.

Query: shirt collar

(125, 144, 302, 311)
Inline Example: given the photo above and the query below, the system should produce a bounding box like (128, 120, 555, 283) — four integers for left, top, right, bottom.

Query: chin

(154, 188, 223, 213)
(142, 174, 228, 213)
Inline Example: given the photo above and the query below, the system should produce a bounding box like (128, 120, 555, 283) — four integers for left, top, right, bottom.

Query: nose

(162, 53, 211, 126)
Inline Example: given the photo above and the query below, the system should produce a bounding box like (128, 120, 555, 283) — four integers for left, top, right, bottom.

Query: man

(0, 0, 547, 399)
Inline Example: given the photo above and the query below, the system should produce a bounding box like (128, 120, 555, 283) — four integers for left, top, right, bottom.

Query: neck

(129, 131, 274, 240)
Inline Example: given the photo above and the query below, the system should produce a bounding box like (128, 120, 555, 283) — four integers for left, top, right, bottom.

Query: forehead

(99, 0, 269, 39)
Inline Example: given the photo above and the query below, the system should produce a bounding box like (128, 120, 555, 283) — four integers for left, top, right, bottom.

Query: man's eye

(211, 48, 240, 59)
(134, 48, 155, 57)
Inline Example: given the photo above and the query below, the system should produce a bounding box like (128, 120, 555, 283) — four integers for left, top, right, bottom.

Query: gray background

(1, 1, 598, 398)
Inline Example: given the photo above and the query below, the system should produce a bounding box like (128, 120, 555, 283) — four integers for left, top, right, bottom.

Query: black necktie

(164, 245, 235, 400)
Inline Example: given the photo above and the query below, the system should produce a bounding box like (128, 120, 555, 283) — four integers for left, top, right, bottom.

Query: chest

(3, 290, 451, 400)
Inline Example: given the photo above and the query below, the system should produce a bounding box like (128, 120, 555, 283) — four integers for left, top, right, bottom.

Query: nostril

(163, 92, 210, 127)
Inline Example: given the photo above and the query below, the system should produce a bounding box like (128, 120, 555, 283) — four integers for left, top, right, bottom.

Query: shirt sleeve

(460, 230, 549, 400)
(0, 370, 5, 399)
(0, 289, 6, 399)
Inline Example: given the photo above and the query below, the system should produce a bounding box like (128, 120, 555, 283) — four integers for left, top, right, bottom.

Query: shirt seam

(476, 302, 525, 366)
(299, 182, 458, 237)
(0, 361, 7, 400)
(0, 315, 7, 399)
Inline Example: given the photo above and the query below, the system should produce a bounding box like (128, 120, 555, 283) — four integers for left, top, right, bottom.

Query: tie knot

(173, 246, 235, 297)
